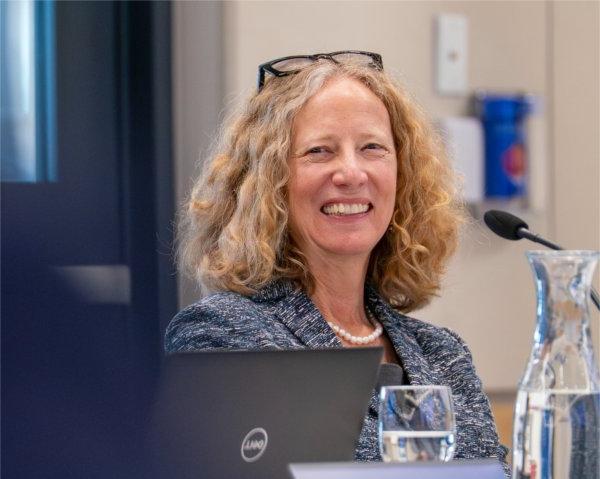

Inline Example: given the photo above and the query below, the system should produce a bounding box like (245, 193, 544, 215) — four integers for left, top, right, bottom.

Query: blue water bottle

(476, 94, 532, 199)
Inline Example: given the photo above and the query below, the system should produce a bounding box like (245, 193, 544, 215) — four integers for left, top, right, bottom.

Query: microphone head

(483, 209, 529, 240)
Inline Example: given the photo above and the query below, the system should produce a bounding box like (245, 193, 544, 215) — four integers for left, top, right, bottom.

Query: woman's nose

(331, 151, 368, 188)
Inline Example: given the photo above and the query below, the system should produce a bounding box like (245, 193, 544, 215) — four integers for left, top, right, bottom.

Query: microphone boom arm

(516, 227, 563, 251)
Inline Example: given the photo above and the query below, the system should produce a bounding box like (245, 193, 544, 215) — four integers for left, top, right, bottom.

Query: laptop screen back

(147, 348, 382, 479)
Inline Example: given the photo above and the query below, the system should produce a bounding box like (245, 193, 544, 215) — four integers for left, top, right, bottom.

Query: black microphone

(483, 209, 600, 311)
(483, 210, 562, 249)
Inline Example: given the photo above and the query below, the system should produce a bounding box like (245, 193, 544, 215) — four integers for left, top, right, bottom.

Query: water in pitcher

(512, 389, 600, 479)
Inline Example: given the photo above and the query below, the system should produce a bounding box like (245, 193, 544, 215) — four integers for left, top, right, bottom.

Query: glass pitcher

(512, 250, 600, 479)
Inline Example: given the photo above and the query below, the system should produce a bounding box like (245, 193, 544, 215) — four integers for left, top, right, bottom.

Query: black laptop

(147, 348, 383, 479)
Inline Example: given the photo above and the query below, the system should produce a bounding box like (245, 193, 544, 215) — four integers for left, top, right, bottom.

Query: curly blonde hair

(179, 60, 464, 312)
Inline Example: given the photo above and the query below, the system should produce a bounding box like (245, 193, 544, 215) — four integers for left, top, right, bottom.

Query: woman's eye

(364, 143, 384, 151)
(306, 146, 329, 155)
(363, 144, 389, 157)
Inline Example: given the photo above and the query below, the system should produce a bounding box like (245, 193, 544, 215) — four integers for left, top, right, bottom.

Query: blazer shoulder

(164, 291, 265, 353)
(397, 314, 471, 359)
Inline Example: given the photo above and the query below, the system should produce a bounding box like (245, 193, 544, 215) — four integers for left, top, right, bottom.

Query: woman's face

(288, 76, 397, 265)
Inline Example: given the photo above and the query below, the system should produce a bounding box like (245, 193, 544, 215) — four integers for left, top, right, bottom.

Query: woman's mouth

(321, 202, 372, 216)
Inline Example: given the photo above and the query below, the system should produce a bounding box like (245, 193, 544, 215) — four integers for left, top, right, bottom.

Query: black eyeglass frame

(257, 50, 383, 91)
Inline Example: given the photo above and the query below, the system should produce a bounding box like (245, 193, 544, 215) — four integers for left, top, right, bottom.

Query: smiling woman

(178, 57, 458, 312)
(167, 52, 509, 475)
(287, 77, 397, 264)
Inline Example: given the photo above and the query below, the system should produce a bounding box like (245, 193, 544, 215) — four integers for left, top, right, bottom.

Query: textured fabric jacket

(165, 280, 509, 475)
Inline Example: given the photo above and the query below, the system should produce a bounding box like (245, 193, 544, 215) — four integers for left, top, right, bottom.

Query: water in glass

(381, 429, 455, 462)
(379, 385, 456, 463)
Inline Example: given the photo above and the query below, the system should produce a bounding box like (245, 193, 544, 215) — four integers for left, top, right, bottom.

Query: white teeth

(322, 203, 370, 216)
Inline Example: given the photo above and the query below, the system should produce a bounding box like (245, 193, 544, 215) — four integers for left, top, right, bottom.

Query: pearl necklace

(327, 308, 383, 345)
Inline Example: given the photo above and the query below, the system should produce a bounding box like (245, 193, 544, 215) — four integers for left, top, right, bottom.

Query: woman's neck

(307, 253, 370, 329)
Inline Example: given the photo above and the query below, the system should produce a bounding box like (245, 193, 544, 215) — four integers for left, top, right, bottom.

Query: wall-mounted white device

(436, 14, 468, 95)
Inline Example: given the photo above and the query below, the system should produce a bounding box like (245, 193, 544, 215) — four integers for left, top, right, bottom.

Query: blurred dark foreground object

(1, 1, 176, 477)
(1, 251, 153, 479)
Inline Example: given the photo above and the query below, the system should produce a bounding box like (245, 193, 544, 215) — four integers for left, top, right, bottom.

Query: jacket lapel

(365, 286, 442, 386)
(257, 280, 341, 348)
(364, 287, 443, 417)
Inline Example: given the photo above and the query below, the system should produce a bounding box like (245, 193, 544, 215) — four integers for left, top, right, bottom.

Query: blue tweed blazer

(165, 279, 509, 475)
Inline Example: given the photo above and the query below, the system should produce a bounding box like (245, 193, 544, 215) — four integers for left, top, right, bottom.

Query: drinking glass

(378, 385, 457, 462)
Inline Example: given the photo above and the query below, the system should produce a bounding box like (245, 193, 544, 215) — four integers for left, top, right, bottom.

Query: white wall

(550, 0, 600, 381)
(172, 1, 224, 306)
(173, 1, 599, 391)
